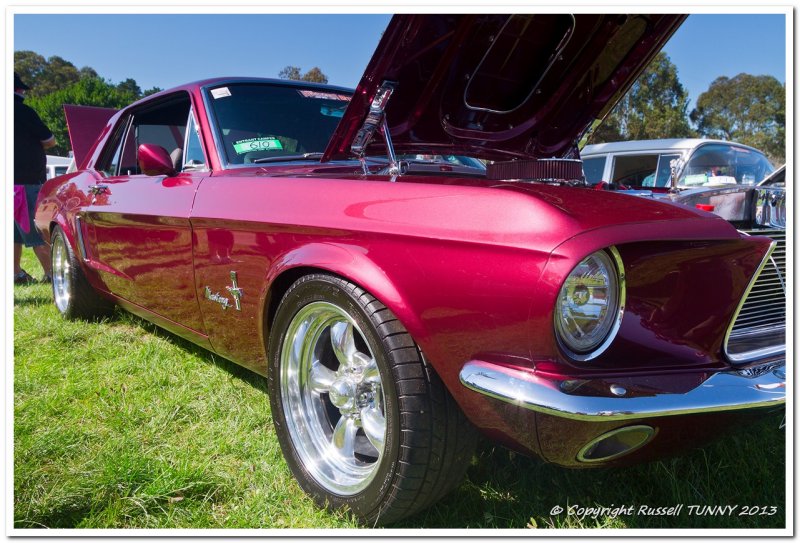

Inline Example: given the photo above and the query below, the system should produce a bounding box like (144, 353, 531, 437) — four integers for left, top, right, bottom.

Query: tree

(79, 66, 99, 80)
(15, 51, 82, 97)
(13, 50, 47, 89)
(588, 52, 693, 144)
(278, 65, 302, 80)
(300, 67, 328, 84)
(25, 77, 140, 156)
(279, 65, 329, 84)
(691, 74, 785, 165)
(116, 78, 142, 97)
(37, 55, 82, 96)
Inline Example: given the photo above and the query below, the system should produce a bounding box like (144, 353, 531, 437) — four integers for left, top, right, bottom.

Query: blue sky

(13, 13, 787, 110)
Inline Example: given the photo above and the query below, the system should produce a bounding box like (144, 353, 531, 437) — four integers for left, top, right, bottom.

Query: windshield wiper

(252, 152, 324, 164)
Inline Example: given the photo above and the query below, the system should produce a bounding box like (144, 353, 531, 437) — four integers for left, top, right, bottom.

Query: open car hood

(323, 14, 686, 162)
(64, 104, 118, 168)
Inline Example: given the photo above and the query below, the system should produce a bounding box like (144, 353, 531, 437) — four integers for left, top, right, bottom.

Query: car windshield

(207, 83, 352, 166)
(393, 154, 486, 171)
(678, 144, 774, 187)
(397, 154, 485, 168)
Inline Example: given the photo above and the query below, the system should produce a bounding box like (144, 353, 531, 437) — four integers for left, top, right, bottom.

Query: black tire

(268, 273, 477, 525)
(50, 226, 114, 320)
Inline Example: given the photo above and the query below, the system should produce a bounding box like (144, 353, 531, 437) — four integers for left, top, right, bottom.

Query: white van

(580, 138, 774, 189)
(45, 155, 74, 180)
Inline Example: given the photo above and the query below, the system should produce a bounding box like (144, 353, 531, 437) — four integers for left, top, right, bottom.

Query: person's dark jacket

(15, 94, 53, 185)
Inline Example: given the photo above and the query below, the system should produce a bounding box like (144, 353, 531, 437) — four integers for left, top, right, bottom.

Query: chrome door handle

(88, 184, 109, 195)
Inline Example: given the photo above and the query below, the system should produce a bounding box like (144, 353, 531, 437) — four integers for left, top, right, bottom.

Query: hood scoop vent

(464, 15, 576, 115)
(487, 158, 584, 184)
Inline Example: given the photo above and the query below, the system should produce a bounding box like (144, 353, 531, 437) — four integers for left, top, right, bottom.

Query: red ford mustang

(35, 14, 785, 524)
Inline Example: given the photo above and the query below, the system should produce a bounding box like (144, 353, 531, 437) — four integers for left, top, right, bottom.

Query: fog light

(577, 425, 655, 463)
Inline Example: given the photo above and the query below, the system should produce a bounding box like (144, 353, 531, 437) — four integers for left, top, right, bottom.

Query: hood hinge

(351, 81, 403, 179)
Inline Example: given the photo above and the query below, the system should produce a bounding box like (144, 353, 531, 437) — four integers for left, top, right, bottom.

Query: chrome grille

(725, 229, 786, 363)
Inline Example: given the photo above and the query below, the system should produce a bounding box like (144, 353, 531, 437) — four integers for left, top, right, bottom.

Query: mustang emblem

(204, 271, 244, 311)
(226, 271, 244, 311)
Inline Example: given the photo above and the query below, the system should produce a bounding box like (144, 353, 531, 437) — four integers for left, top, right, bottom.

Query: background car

(581, 138, 774, 189)
(34, 14, 784, 525)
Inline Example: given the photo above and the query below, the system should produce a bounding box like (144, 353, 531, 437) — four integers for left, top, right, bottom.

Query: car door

(81, 93, 209, 335)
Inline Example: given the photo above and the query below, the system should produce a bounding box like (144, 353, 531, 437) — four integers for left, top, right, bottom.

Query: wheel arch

(49, 217, 67, 245)
(49, 215, 85, 264)
(262, 243, 425, 353)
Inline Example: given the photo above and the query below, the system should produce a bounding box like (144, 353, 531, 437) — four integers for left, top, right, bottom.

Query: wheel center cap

(329, 378, 356, 411)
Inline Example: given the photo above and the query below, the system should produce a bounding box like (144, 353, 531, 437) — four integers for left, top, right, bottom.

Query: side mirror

(138, 144, 176, 176)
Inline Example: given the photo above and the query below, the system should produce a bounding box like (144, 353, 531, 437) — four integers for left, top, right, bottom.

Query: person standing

(13, 72, 55, 284)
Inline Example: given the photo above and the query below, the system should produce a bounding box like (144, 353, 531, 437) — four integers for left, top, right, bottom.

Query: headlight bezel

(554, 247, 626, 362)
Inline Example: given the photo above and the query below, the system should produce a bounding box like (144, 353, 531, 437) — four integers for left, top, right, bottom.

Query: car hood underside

(323, 14, 687, 162)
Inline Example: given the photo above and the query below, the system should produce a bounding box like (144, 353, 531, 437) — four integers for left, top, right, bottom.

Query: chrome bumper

(459, 360, 786, 422)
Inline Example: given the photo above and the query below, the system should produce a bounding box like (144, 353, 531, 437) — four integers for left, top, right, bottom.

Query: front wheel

(51, 226, 114, 320)
(268, 274, 476, 525)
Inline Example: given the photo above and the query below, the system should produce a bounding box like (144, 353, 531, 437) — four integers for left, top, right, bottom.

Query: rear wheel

(51, 226, 114, 320)
(268, 273, 476, 525)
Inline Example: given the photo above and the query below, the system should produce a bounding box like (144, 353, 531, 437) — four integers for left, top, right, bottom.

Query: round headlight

(554, 248, 624, 360)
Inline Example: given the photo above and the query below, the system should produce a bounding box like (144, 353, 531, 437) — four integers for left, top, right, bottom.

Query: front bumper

(459, 360, 786, 422)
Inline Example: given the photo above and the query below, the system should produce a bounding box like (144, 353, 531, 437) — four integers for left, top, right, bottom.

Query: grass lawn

(13, 248, 787, 530)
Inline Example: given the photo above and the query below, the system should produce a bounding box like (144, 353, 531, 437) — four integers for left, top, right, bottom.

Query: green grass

(13, 248, 786, 530)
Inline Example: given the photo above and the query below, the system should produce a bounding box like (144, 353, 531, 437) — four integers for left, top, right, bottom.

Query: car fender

(264, 241, 425, 345)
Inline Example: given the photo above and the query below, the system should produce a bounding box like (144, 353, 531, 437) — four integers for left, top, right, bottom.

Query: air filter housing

(487, 158, 584, 183)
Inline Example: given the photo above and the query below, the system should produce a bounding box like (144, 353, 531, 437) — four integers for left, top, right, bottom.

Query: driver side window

(96, 93, 193, 176)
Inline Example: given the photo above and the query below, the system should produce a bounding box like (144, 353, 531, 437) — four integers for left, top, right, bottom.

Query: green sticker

(233, 137, 283, 154)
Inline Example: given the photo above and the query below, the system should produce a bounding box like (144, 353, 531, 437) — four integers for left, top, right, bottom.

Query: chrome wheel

(52, 234, 71, 313)
(280, 301, 386, 496)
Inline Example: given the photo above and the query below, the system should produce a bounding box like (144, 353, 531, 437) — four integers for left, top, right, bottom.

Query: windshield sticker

(233, 137, 283, 154)
(211, 87, 232, 99)
(298, 90, 351, 101)
(320, 105, 346, 118)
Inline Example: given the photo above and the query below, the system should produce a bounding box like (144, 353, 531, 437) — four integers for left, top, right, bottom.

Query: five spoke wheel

(270, 274, 477, 524)
(51, 232, 72, 314)
(280, 301, 386, 495)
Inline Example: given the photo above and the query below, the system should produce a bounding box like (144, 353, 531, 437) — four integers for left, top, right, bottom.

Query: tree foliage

(115, 78, 142, 97)
(588, 52, 694, 144)
(278, 65, 302, 80)
(691, 74, 785, 164)
(14, 50, 99, 97)
(300, 67, 328, 84)
(15, 50, 160, 156)
(25, 78, 140, 156)
(278, 65, 329, 84)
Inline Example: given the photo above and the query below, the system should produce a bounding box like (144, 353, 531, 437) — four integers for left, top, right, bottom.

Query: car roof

(144, 77, 355, 100)
(580, 138, 765, 156)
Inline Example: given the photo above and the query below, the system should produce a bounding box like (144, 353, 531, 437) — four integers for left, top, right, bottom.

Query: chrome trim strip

(724, 240, 783, 363)
(181, 109, 209, 172)
(459, 360, 785, 422)
(770, 253, 787, 294)
(729, 323, 785, 339)
(200, 89, 228, 170)
(726, 344, 786, 363)
(74, 215, 87, 261)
